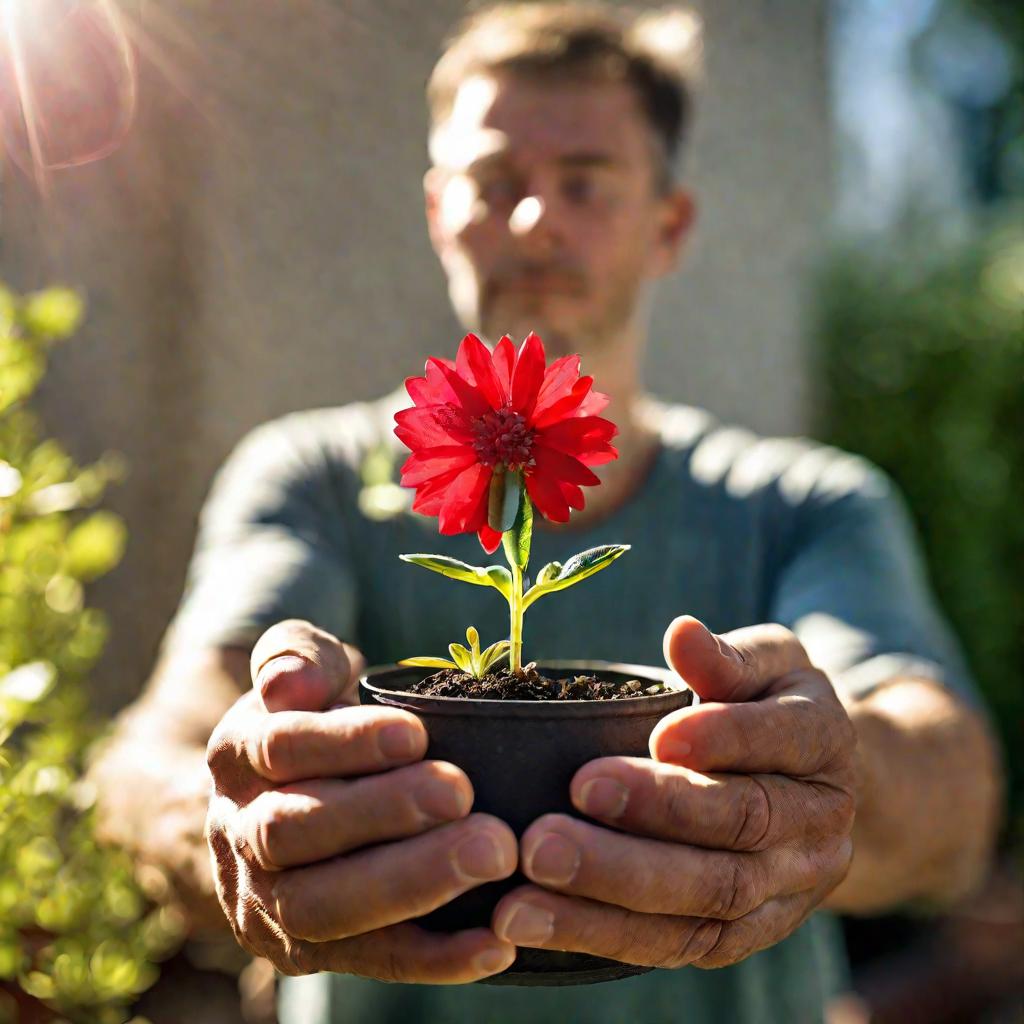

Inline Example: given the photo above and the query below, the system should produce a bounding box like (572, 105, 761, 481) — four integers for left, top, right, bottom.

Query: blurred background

(0, 0, 1020, 1021)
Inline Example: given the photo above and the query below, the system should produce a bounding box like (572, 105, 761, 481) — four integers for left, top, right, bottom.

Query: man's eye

(479, 177, 520, 207)
(562, 174, 603, 206)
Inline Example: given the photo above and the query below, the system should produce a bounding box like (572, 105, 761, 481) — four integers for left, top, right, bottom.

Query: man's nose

(507, 194, 561, 252)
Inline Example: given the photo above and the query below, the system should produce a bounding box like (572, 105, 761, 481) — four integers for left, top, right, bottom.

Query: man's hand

(491, 616, 857, 969)
(205, 619, 518, 983)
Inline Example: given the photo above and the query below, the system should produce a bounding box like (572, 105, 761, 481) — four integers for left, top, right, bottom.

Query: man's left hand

(492, 617, 858, 969)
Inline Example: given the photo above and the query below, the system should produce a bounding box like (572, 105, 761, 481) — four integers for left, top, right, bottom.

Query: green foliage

(398, 553, 513, 601)
(0, 283, 179, 1022)
(811, 210, 1024, 830)
(523, 544, 632, 610)
(400, 625, 511, 678)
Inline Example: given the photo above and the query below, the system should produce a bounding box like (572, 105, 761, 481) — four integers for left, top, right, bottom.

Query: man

(89, 4, 1002, 1022)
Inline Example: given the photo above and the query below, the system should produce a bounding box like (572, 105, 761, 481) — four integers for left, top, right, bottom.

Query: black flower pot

(358, 660, 694, 986)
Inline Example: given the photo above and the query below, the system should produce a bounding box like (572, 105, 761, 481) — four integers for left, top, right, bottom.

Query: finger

(518, 813, 831, 920)
(272, 813, 517, 941)
(571, 757, 855, 851)
(691, 893, 822, 969)
(648, 669, 856, 776)
(250, 619, 366, 712)
(492, 884, 721, 969)
(662, 617, 811, 703)
(238, 761, 474, 869)
(207, 700, 428, 787)
(286, 922, 517, 983)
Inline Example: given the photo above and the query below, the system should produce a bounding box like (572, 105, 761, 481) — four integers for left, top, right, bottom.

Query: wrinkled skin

(490, 616, 858, 969)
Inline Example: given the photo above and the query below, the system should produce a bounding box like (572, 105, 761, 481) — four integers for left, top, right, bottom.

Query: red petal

(510, 332, 546, 418)
(477, 522, 504, 554)
(492, 335, 516, 398)
(577, 444, 619, 466)
(531, 444, 601, 486)
(559, 480, 586, 510)
(532, 375, 593, 428)
(399, 445, 477, 486)
(458, 333, 506, 410)
(531, 354, 581, 422)
(429, 357, 491, 417)
(577, 388, 610, 417)
(411, 463, 468, 514)
(406, 360, 461, 407)
(438, 462, 491, 535)
(535, 416, 618, 459)
(524, 470, 571, 523)
(394, 405, 473, 450)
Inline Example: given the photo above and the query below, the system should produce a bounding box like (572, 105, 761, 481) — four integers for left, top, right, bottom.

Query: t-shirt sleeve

(158, 416, 359, 658)
(768, 451, 980, 706)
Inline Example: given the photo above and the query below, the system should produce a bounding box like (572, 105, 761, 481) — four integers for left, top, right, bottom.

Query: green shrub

(0, 283, 181, 1023)
(812, 209, 1024, 833)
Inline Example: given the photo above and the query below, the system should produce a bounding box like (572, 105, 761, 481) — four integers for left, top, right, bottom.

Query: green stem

(509, 561, 524, 673)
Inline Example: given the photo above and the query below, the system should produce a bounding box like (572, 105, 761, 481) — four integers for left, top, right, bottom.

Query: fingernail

(378, 723, 419, 760)
(257, 655, 307, 690)
(496, 901, 554, 945)
(577, 777, 629, 819)
(527, 832, 579, 886)
(658, 739, 692, 763)
(473, 945, 516, 975)
(453, 831, 510, 881)
(414, 777, 470, 823)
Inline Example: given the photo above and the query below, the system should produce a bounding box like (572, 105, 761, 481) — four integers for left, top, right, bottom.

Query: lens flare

(0, 0, 137, 185)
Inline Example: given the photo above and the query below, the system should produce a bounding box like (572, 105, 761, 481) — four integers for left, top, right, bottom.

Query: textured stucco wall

(0, 0, 831, 712)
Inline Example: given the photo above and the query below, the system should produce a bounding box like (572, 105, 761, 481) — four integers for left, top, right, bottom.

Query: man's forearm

(87, 717, 229, 934)
(86, 646, 251, 936)
(825, 677, 1002, 914)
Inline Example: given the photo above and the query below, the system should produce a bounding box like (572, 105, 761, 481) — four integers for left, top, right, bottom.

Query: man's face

(425, 72, 694, 357)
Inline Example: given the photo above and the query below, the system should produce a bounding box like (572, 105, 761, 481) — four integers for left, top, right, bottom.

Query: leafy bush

(0, 284, 182, 1023)
(812, 209, 1024, 832)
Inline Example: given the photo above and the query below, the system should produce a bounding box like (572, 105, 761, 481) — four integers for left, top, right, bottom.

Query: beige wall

(1, 0, 831, 713)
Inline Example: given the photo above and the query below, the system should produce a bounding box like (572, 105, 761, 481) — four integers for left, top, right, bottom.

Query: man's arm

(85, 645, 250, 934)
(825, 676, 1002, 914)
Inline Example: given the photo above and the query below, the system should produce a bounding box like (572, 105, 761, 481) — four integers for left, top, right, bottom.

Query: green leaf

(479, 640, 511, 674)
(64, 511, 127, 582)
(501, 484, 533, 571)
(465, 626, 480, 654)
(523, 544, 631, 609)
(398, 656, 457, 670)
(448, 643, 475, 675)
(399, 553, 513, 600)
(487, 466, 521, 533)
(22, 287, 84, 341)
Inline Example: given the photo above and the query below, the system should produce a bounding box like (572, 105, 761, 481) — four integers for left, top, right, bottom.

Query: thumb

(250, 619, 366, 712)
(662, 615, 809, 704)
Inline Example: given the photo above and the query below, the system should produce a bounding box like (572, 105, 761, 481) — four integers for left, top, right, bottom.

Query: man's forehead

(429, 72, 646, 171)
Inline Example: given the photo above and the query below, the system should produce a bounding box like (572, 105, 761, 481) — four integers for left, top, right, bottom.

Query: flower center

(471, 406, 535, 469)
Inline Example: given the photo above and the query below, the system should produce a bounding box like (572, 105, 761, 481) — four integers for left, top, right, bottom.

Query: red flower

(395, 332, 618, 553)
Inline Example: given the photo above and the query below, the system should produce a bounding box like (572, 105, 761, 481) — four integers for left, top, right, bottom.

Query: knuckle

(250, 792, 293, 870)
(280, 938, 316, 977)
(206, 719, 241, 783)
(713, 858, 760, 921)
(731, 779, 772, 851)
(258, 717, 298, 779)
(661, 920, 723, 969)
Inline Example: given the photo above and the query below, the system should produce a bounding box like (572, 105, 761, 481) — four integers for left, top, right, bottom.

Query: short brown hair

(427, 2, 703, 189)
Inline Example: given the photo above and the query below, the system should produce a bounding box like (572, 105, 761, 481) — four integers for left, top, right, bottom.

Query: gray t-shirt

(162, 390, 976, 1024)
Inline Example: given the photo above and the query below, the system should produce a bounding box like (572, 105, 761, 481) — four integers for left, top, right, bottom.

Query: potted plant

(359, 332, 692, 986)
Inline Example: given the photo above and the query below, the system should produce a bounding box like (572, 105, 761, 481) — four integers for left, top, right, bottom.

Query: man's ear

(424, 166, 447, 257)
(653, 187, 697, 277)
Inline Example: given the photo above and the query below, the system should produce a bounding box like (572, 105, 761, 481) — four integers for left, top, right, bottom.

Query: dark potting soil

(402, 665, 669, 701)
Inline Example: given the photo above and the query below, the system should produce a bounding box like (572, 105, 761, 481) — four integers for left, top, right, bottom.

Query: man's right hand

(205, 619, 518, 983)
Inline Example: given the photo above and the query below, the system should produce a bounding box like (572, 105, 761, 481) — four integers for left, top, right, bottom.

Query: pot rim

(360, 659, 693, 718)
